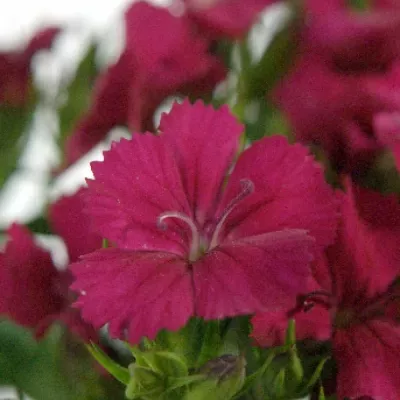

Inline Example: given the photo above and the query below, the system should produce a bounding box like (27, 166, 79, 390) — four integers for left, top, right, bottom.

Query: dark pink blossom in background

(304, 0, 400, 73)
(271, 0, 400, 173)
(273, 57, 384, 172)
(0, 224, 63, 329)
(0, 26, 60, 107)
(251, 178, 400, 398)
(64, 1, 225, 167)
(0, 190, 101, 341)
(71, 100, 338, 343)
(326, 180, 400, 400)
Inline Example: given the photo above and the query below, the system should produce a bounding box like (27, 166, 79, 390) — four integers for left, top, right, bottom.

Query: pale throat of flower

(156, 179, 255, 262)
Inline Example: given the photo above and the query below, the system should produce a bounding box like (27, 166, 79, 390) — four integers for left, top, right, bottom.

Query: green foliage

(243, 1, 302, 100)
(0, 104, 35, 188)
(57, 45, 98, 152)
(0, 319, 108, 400)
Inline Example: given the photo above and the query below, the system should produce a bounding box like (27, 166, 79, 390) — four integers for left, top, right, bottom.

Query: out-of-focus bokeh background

(0, 0, 168, 229)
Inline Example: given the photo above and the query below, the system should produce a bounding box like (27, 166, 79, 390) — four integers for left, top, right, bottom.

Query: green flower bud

(125, 364, 163, 400)
(185, 354, 246, 400)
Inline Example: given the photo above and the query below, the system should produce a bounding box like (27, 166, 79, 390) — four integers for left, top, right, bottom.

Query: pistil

(209, 179, 254, 249)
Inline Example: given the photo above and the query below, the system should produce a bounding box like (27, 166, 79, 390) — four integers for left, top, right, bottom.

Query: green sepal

(87, 342, 130, 385)
(302, 356, 330, 393)
(185, 354, 246, 400)
(318, 384, 326, 400)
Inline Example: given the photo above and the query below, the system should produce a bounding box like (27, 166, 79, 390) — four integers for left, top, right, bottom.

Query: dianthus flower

(181, 0, 278, 39)
(272, 0, 400, 173)
(327, 180, 400, 399)
(273, 56, 385, 172)
(0, 224, 64, 329)
(304, 0, 400, 74)
(71, 100, 338, 343)
(0, 189, 101, 341)
(254, 179, 400, 399)
(64, 1, 225, 167)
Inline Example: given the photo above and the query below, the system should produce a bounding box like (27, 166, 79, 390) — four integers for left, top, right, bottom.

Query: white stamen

(157, 211, 201, 262)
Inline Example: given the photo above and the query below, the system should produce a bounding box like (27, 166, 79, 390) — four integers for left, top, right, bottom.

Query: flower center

(156, 179, 254, 262)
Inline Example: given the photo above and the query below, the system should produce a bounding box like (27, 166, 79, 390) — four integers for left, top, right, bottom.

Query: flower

(271, 1, 400, 173)
(71, 99, 338, 343)
(181, 0, 278, 39)
(64, 1, 225, 167)
(272, 56, 385, 172)
(326, 180, 400, 400)
(0, 189, 101, 341)
(262, 179, 400, 399)
(0, 224, 64, 329)
(303, 0, 400, 74)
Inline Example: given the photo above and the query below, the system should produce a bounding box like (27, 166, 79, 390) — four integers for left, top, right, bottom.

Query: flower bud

(185, 354, 246, 400)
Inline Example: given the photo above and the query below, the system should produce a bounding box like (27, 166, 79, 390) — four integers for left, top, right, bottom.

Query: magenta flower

(0, 224, 64, 329)
(0, 202, 98, 340)
(303, 0, 400, 74)
(71, 99, 338, 343)
(181, 0, 278, 39)
(326, 180, 400, 399)
(273, 56, 385, 172)
(253, 179, 400, 398)
(64, 1, 224, 167)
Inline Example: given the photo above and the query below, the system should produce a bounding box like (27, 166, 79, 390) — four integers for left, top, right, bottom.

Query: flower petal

(65, 51, 134, 166)
(160, 100, 243, 226)
(48, 187, 102, 263)
(334, 321, 400, 400)
(373, 111, 400, 172)
(193, 229, 314, 319)
(0, 224, 63, 328)
(219, 136, 338, 250)
(71, 249, 193, 343)
(326, 179, 400, 305)
(86, 134, 191, 254)
(251, 276, 331, 347)
(185, 0, 277, 39)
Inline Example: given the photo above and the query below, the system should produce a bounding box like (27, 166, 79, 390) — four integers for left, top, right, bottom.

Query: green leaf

(245, 1, 303, 99)
(0, 320, 108, 400)
(57, 45, 97, 151)
(303, 357, 330, 392)
(0, 105, 35, 188)
(318, 384, 326, 400)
